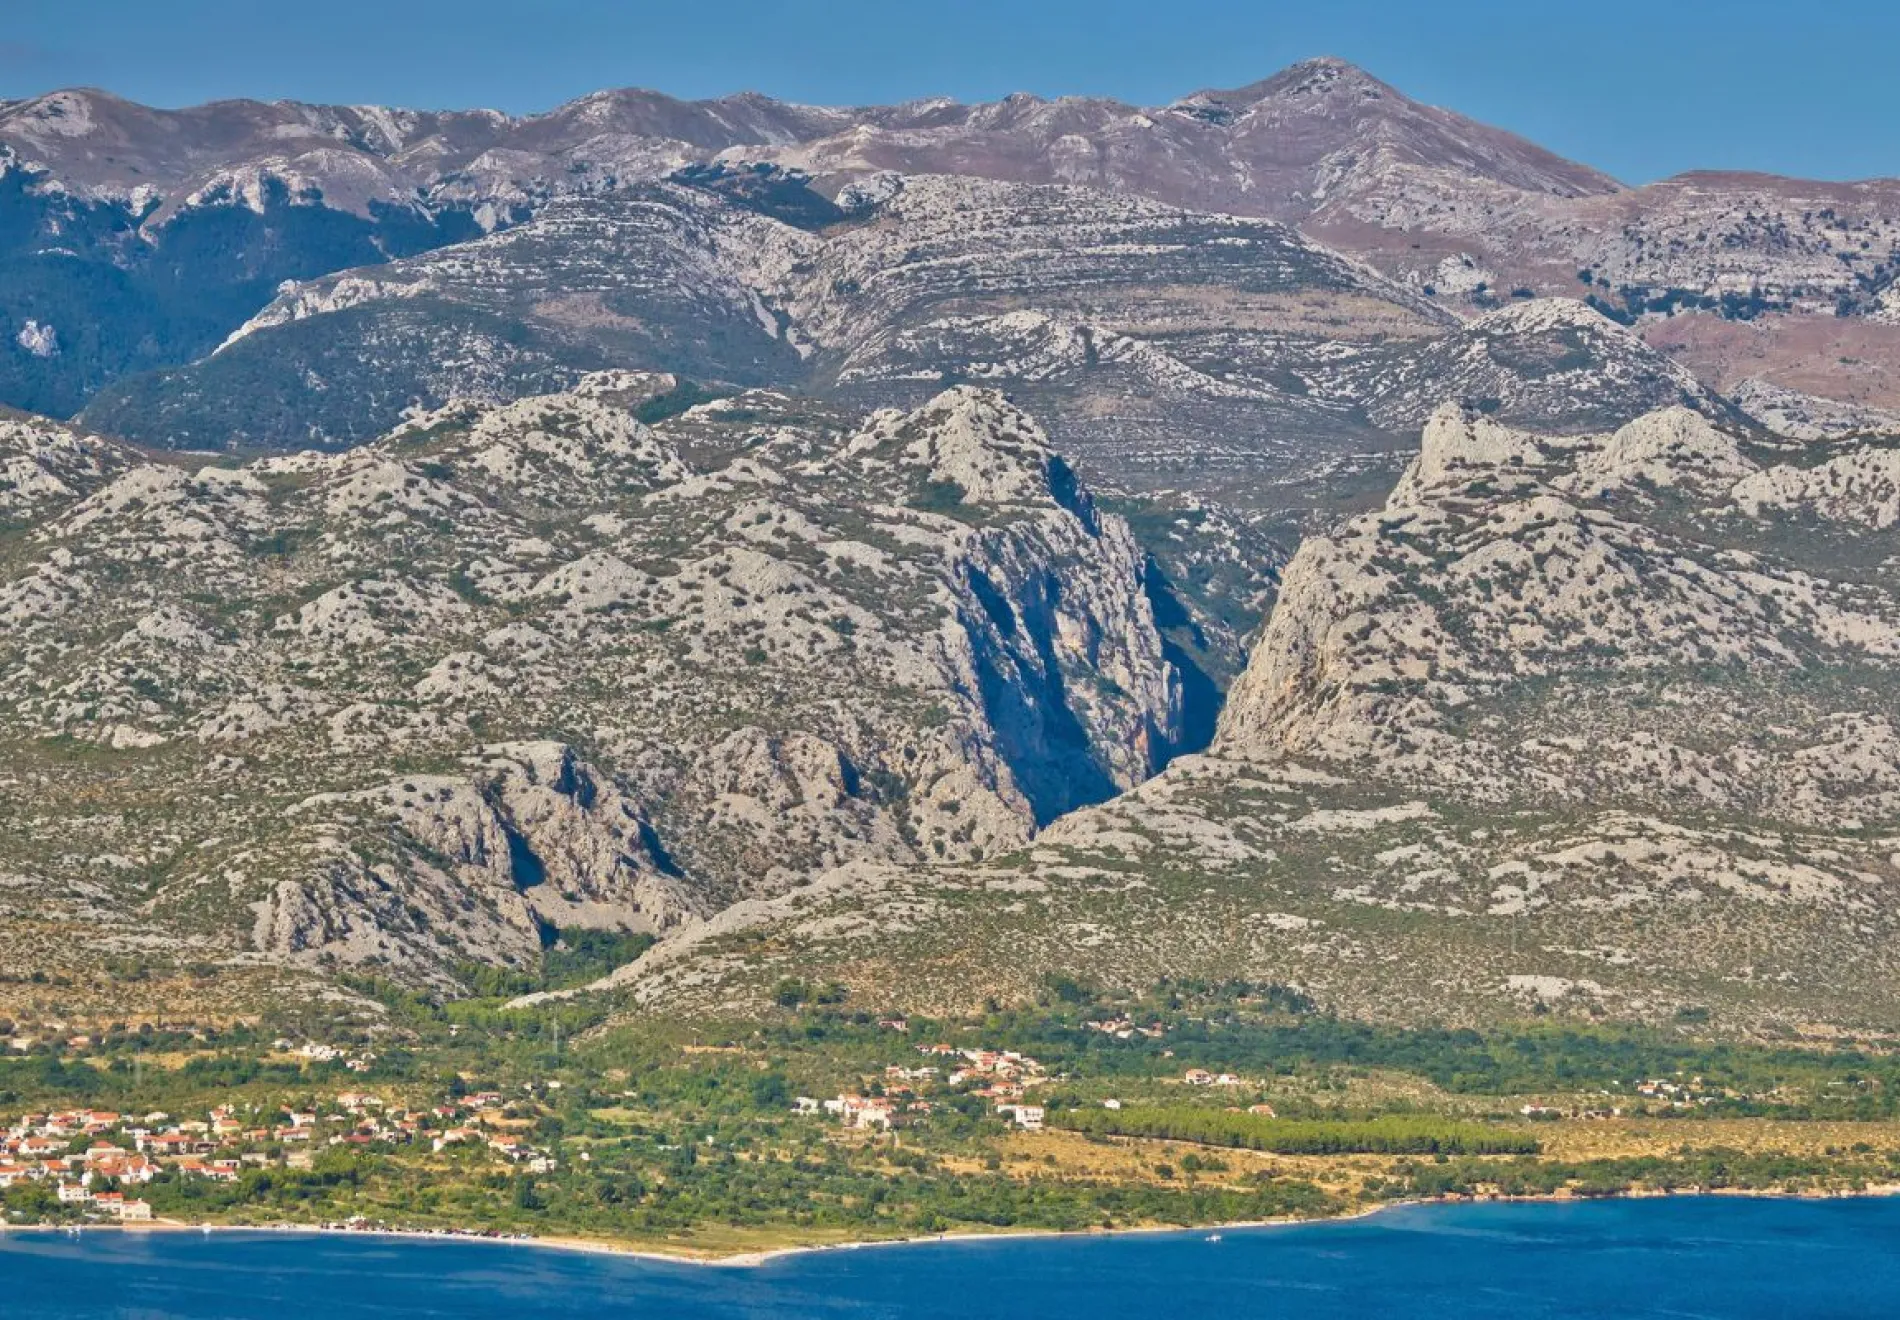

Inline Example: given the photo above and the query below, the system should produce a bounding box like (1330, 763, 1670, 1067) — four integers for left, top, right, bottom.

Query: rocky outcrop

(1216, 403, 1900, 818)
(1353, 300, 1729, 436)
(0, 413, 131, 518)
(248, 741, 701, 975)
(1733, 443, 1900, 529)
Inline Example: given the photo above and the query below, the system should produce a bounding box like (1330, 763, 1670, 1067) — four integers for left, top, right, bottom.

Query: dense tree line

(1055, 1109, 1541, 1156)
(1384, 1147, 1900, 1201)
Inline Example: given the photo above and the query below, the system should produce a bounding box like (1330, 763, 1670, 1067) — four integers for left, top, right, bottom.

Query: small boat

(1205, 1234, 1223, 1243)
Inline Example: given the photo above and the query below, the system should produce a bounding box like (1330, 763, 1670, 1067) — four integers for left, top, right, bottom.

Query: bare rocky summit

(0, 59, 1612, 226)
(736, 58, 1619, 223)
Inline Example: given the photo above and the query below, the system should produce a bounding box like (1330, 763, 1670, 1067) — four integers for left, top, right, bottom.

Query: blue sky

(4, 0, 1894, 184)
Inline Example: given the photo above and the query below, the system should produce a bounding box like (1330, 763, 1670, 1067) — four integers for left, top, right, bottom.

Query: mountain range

(4, 57, 1897, 439)
(0, 59, 1896, 1034)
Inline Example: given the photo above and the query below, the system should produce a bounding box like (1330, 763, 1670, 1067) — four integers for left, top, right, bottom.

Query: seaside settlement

(0, 1085, 556, 1225)
(0, 1032, 1095, 1229)
(2, 987, 1899, 1252)
(2, 1030, 1098, 1222)
(810, 1042, 1051, 1133)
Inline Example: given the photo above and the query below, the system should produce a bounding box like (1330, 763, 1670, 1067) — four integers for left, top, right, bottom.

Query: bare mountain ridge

(71, 171, 1735, 531)
(732, 58, 1623, 221)
(7, 56, 1898, 434)
(0, 59, 1616, 219)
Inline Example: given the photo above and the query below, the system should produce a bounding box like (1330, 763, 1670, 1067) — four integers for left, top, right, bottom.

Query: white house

(996, 1104, 1045, 1131)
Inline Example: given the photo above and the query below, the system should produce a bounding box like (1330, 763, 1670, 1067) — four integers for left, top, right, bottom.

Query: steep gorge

(0, 378, 1246, 990)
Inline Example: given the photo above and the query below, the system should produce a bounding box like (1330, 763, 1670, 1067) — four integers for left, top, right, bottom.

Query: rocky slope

(608, 405, 1900, 1034)
(77, 171, 1450, 466)
(75, 167, 1736, 541)
(5, 58, 1900, 1035)
(10, 59, 1898, 429)
(0, 85, 850, 416)
(0, 380, 1229, 987)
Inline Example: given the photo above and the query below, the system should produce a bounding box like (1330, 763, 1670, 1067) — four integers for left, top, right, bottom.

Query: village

(797, 1037, 1284, 1136)
(0, 1081, 560, 1225)
(798, 1042, 1054, 1133)
(1516, 1076, 1766, 1121)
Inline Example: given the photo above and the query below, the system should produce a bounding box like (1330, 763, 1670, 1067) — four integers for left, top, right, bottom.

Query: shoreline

(6, 1183, 1899, 1268)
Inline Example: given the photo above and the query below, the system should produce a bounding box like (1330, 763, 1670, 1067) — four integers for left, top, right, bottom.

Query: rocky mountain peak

(843, 387, 1080, 510)
(1467, 296, 1607, 334)
(1561, 405, 1757, 501)
(1176, 63, 1623, 211)
(1217, 401, 1900, 800)
(1201, 56, 1397, 108)
(2, 88, 112, 140)
(1390, 401, 1547, 502)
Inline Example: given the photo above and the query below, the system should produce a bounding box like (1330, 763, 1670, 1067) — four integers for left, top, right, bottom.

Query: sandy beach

(7, 1182, 1897, 1269)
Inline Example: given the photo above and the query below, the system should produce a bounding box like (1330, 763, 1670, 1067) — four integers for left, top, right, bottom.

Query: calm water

(3, 1198, 1897, 1318)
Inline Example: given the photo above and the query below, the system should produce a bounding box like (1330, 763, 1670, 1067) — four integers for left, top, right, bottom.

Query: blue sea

(4, 1198, 1897, 1318)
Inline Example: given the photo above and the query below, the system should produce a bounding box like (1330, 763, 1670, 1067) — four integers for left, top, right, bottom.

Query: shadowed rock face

(0, 381, 1232, 985)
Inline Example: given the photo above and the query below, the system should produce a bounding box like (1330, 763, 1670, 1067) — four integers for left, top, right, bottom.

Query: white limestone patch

(1734, 446, 1900, 529)
(1506, 974, 1606, 1002)
(1286, 801, 1435, 834)
(14, 319, 58, 358)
